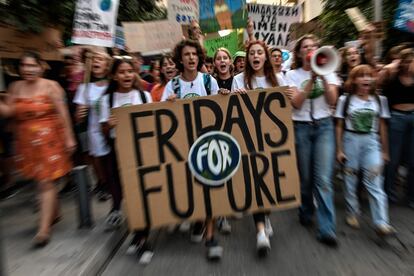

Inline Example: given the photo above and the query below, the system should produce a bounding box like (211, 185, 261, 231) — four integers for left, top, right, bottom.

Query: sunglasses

(112, 55, 133, 60)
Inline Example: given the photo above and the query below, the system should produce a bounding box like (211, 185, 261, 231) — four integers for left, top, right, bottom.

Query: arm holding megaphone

(313, 71, 338, 106)
(289, 71, 338, 108)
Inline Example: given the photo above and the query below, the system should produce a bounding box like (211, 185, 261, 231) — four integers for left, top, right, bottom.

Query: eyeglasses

(112, 55, 133, 60)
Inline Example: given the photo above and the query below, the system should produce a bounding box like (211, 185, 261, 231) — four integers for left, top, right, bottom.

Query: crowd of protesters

(0, 19, 413, 262)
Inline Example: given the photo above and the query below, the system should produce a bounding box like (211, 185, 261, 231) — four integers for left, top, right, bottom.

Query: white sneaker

(256, 231, 271, 255)
(265, 216, 274, 237)
(218, 217, 231, 234)
(139, 250, 154, 265)
(179, 221, 191, 233)
(206, 239, 223, 261)
(105, 210, 124, 230)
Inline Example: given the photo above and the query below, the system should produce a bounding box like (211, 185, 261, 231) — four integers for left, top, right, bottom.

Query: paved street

(102, 198, 414, 276)
(1, 183, 413, 276)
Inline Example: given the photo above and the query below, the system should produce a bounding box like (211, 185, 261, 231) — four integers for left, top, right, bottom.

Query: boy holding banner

(162, 39, 228, 261)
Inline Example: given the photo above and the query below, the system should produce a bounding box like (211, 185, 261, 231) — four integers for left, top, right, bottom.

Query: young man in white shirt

(162, 39, 225, 261)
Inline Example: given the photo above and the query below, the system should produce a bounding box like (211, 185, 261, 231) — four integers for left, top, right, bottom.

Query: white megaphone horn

(307, 46, 340, 76)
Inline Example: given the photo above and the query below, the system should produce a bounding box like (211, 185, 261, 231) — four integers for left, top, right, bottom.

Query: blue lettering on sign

(188, 131, 241, 187)
(176, 14, 195, 23)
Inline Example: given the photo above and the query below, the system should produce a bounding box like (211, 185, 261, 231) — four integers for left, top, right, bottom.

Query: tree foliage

(319, 0, 412, 54)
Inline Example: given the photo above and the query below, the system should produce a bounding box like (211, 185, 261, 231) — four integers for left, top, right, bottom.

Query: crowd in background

(0, 19, 413, 261)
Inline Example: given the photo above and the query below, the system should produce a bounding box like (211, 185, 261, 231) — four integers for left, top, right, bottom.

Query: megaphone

(306, 46, 340, 76)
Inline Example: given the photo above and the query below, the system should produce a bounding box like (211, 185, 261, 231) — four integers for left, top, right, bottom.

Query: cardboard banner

(0, 26, 63, 60)
(204, 31, 240, 57)
(345, 7, 374, 32)
(72, 0, 119, 47)
(394, 0, 414, 34)
(114, 88, 301, 230)
(122, 20, 183, 54)
(199, 0, 246, 33)
(247, 4, 302, 48)
(168, 0, 199, 25)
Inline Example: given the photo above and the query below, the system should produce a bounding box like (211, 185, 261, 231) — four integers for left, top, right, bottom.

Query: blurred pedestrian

(0, 52, 76, 247)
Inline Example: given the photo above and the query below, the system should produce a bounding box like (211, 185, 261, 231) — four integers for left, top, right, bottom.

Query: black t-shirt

(216, 76, 233, 90)
(383, 76, 414, 108)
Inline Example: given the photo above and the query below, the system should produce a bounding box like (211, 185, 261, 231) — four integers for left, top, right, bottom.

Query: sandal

(52, 216, 62, 226)
(32, 233, 50, 248)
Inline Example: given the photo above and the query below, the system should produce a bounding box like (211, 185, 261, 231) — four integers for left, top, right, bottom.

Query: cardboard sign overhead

(247, 4, 302, 48)
(72, 0, 120, 47)
(168, 0, 199, 25)
(122, 20, 183, 54)
(345, 7, 374, 32)
(114, 88, 301, 230)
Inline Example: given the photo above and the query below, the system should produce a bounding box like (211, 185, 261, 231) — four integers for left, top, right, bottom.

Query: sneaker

(205, 238, 223, 261)
(218, 217, 231, 234)
(136, 240, 153, 264)
(166, 224, 177, 233)
(232, 212, 244, 219)
(178, 221, 191, 233)
(375, 225, 397, 236)
(139, 250, 154, 265)
(105, 210, 124, 229)
(97, 191, 111, 202)
(265, 216, 274, 237)
(256, 230, 271, 256)
(190, 222, 205, 243)
(126, 233, 145, 255)
(317, 234, 338, 248)
(345, 216, 360, 229)
(299, 216, 313, 228)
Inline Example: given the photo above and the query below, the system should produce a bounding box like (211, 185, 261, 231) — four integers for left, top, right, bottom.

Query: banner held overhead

(247, 3, 302, 48)
(72, 0, 119, 47)
(168, 0, 199, 25)
(199, 0, 246, 33)
(123, 20, 183, 54)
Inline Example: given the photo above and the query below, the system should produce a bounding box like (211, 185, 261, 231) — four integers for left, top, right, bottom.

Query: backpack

(171, 73, 211, 99)
(108, 89, 147, 108)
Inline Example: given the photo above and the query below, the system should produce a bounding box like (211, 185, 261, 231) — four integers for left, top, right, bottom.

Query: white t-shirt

(73, 83, 110, 157)
(231, 72, 287, 90)
(161, 72, 219, 101)
(99, 89, 152, 138)
(335, 95, 390, 133)
(285, 68, 340, 121)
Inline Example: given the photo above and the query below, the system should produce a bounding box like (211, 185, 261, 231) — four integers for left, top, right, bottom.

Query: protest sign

(199, 0, 246, 33)
(345, 7, 374, 32)
(114, 88, 301, 229)
(0, 26, 62, 60)
(394, 0, 414, 34)
(247, 4, 302, 48)
(72, 0, 119, 47)
(168, 0, 199, 25)
(114, 26, 125, 50)
(204, 31, 240, 57)
(123, 20, 183, 54)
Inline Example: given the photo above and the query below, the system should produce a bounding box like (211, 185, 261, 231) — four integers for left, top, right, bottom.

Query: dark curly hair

(173, 39, 205, 72)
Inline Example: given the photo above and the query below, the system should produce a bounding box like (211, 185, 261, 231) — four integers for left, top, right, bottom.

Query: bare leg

(205, 219, 215, 241)
(35, 180, 58, 244)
